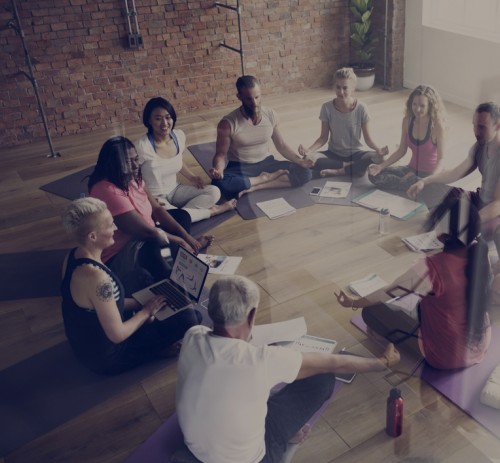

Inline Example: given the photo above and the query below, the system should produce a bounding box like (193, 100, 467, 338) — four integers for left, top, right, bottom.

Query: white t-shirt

(176, 325, 302, 463)
(223, 106, 278, 164)
(319, 99, 370, 157)
(136, 129, 186, 196)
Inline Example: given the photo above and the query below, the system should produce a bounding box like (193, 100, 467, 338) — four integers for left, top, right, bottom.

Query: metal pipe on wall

(8, 0, 60, 157)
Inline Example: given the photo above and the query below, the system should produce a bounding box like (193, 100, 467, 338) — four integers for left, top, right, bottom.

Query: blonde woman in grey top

(299, 67, 388, 178)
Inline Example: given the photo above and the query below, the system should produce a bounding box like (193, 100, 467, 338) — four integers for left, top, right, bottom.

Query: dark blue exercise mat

(188, 142, 315, 220)
(0, 249, 69, 301)
(190, 208, 238, 237)
(0, 291, 211, 457)
(235, 186, 315, 220)
(39, 166, 94, 200)
(0, 341, 166, 456)
(187, 142, 216, 175)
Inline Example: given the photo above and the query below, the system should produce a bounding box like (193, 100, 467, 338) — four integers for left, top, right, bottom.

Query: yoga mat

(188, 142, 315, 220)
(190, 208, 238, 237)
(421, 326, 500, 439)
(0, 294, 211, 457)
(0, 249, 69, 300)
(0, 341, 166, 457)
(125, 382, 342, 463)
(40, 166, 93, 200)
(352, 315, 500, 438)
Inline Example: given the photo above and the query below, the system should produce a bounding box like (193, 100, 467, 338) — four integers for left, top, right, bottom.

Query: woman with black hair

(336, 188, 491, 370)
(88, 136, 213, 295)
(136, 97, 236, 222)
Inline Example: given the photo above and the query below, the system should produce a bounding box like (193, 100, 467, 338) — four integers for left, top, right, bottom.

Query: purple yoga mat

(188, 142, 315, 220)
(421, 326, 500, 439)
(352, 315, 500, 438)
(40, 166, 93, 200)
(125, 382, 342, 463)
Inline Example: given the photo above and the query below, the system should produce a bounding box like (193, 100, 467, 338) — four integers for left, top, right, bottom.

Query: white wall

(404, 0, 500, 110)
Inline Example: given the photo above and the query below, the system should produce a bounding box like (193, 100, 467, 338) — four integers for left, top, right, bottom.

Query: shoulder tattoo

(96, 279, 114, 302)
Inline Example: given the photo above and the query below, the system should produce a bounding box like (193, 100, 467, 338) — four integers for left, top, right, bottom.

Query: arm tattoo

(96, 280, 114, 302)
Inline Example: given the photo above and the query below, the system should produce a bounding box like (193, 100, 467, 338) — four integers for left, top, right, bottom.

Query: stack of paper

(402, 231, 443, 253)
(320, 181, 352, 199)
(348, 273, 388, 297)
(276, 335, 337, 354)
(353, 189, 424, 220)
(256, 198, 296, 219)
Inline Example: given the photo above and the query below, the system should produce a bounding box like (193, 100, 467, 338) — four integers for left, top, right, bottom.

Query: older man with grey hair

(176, 275, 399, 463)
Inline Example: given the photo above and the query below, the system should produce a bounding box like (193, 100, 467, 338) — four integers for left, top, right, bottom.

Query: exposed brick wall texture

(1, 0, 352, 147)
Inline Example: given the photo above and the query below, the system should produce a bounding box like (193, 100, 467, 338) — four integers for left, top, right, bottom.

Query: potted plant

(349, 0, 377, 90)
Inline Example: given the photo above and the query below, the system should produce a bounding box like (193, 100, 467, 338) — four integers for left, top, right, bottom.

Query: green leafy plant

(350, 0, 377, 68)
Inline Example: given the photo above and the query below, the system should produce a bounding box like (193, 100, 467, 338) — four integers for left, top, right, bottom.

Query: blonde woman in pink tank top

(368, 85, 447, 192)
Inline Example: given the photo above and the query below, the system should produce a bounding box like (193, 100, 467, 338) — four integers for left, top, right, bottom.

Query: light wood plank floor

(1, 86, 499, 463)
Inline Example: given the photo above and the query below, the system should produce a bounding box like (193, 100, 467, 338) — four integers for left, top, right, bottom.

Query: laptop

(132, 247, 209, 321)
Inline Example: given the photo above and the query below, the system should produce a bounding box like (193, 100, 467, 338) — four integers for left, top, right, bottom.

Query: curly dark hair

(88, 136, 138, 193)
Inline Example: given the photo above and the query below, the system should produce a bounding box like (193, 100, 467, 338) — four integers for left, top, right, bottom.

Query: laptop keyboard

(150, 281, 191, 310)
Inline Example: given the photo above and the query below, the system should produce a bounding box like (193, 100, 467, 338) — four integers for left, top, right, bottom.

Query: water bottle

(379, 208, 390, 234)
(386, 387, 403, 437)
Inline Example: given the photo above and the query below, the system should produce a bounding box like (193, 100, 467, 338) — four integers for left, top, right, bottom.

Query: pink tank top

(406, 117, 438, 175)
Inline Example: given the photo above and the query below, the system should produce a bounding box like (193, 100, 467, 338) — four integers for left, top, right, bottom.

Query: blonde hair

(334, 67, 357, 85)
(62, 197, 108, 244)
(405, 85, 446, 131)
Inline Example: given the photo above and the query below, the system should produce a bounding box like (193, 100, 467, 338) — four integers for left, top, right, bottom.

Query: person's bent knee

(288, 165, 312, 187)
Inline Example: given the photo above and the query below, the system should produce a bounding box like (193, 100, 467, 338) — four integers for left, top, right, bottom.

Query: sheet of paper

(256, 198, 296, 219)
(276, 334, 338, 354)
(354, 189, 423, 219)
(386, 292, 421, 319)
(349, 273, 388, 297)
(197, 254, 242, 275)
(250, 317, 307, 346)
(320, 181, 352, 199)
(402, 230, 443, 253)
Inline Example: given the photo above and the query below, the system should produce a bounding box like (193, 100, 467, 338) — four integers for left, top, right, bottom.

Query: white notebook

(256, 198, 296, 219)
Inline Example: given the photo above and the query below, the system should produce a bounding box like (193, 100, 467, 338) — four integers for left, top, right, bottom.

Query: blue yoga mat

(188, 142, 316, 220)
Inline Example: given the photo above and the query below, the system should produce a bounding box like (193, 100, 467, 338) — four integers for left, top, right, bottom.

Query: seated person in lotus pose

(299, 67, 388, 178)
(408, 102, 500, 256)
(336, 189, 491, 370)
(61, 197, 201, 374)
(210, 75, 313, 198)
(368, 85, 446, 191)
(89, 136, 213, 295)
(176, 275, 400, 463)
(136, 97, 236, 222)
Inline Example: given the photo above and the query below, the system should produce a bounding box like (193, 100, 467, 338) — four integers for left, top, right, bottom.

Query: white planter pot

(352, 67, 376, 91)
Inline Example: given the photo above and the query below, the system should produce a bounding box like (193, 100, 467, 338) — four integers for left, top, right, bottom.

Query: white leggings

(159, 184, 221, 223)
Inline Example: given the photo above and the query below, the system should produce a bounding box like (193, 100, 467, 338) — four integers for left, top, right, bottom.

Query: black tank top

(61, 248, 126, 372)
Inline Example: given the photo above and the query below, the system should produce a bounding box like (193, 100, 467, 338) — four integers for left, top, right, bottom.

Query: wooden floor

(1, 86, 499, 462)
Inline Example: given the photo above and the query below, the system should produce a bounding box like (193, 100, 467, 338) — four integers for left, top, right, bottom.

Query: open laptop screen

(170, 247, 209, 302)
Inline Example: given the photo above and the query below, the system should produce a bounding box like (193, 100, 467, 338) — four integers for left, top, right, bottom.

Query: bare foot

(197, 235, 215, 250)
(209, 199, 237, 217)
(289, 424, 311, 444)
(320, 168, 345, 177)
(254, 169, 288, 186)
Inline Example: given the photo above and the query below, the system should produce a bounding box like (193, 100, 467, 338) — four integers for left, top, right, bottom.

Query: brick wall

(0, 0, 348, 147)
(0, 0, 404, 147)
